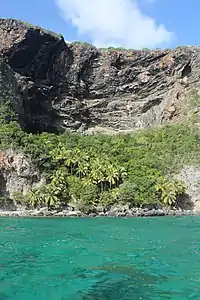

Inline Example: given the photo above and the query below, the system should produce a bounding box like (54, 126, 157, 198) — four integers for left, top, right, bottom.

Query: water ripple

(0, 216, 200, 299)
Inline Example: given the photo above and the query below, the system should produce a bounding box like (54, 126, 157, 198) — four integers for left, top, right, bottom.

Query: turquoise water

(0, 217, 200, 299)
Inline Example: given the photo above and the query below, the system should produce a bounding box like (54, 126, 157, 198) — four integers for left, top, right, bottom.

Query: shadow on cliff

(176, 194, 194, 210)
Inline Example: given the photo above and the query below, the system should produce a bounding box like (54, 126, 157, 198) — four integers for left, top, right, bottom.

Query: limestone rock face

(177, 166, 200, 210)
(0, 18, 200, 133)
(0, 150, 41, 200)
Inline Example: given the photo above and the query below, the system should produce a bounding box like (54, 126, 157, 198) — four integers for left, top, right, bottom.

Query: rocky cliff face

(0, 18, 200, 133)
(0, 150, 41, 209)
(0, 57, 24, 124)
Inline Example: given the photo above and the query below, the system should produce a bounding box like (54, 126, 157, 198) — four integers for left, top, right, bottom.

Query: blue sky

(1, 0, 199, 49)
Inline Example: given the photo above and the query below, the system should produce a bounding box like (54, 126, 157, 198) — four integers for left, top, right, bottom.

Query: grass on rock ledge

(0, 106, 199, 212)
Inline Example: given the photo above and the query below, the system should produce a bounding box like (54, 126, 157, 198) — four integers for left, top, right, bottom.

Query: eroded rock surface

(0, 150, 41, 201)
(178, 166, 200, 210)
(0, 56, 24, 124)
(0, 18, 200, 133)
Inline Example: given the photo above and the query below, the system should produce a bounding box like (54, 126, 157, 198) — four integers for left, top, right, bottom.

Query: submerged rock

(81, 264, 168, 299)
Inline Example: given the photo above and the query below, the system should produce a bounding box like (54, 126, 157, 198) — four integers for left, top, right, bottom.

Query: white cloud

(56, 0, 173, 49)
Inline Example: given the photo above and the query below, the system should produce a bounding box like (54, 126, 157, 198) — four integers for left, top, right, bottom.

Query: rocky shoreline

(0, 207, 199, 218)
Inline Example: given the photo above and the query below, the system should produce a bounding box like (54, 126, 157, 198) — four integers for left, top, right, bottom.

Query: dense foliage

(0, 105, 199, 211)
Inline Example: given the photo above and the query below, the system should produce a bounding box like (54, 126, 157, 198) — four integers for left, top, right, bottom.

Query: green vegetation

(71, 41, 93, 47)
(100, 46, 133, 52)
(185, 88, 200, 124)
(0, 87, 18, 125)
(107, 47, 126, 51)
(1, 84, 200, 212)
(0, 101, 16, 125)
(0, 99, 199, 211)
(21, 21, 62, 39)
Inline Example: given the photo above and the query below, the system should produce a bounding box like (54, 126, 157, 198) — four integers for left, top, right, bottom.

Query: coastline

(0, 207, 198, 218)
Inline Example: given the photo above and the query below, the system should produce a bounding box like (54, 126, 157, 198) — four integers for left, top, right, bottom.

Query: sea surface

(0, 216, 200, 299)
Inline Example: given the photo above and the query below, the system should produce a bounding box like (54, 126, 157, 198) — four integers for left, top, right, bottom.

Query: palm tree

(76, 152, 90, 178)
(77, 160, 90, 178)
(50, 143, 67, 162)
(106, 164, 119, 189)
(50, 168, 68, 185)
(64, 149, 74, 173)
(28, 189, 43, 208)
(117, 166, 127, 184)
(90, 158, 106, 191)
(44, 186, 59, 209)
(82, 177, 94, 187)
(155, 177, 186, 207)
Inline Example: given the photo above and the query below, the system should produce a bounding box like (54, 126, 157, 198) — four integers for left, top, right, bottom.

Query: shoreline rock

(0, 207, 198, 218)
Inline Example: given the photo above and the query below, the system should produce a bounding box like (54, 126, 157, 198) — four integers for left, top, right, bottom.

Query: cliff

(0, 18, 200, 215)
(0, 18, 199, 134)
(0, 149, 41, 210)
